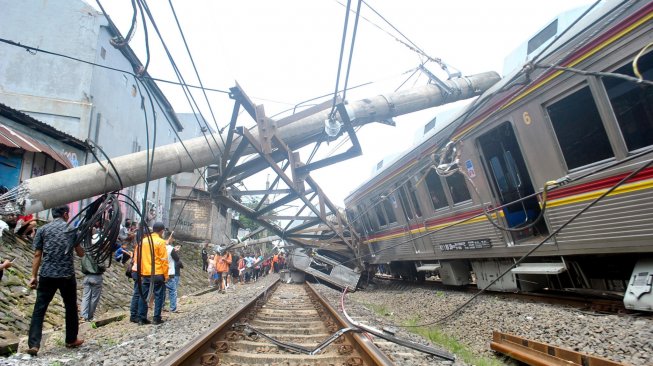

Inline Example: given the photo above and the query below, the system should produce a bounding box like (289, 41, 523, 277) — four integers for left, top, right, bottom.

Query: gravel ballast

(314, 280, 653, 366)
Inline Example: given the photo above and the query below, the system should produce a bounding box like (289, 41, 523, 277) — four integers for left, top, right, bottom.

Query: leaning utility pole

(4, 71, 500, 214)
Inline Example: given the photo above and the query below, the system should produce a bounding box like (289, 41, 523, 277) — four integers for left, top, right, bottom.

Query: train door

(477, 122, 548, 243)
(395, 181, 429, 255)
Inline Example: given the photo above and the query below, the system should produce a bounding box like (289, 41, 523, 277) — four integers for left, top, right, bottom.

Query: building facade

(0, 0, 182, 225)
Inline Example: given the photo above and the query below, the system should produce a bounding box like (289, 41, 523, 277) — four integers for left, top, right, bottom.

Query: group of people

(13, 205, 183, 357)
(203, 244, 286, 293)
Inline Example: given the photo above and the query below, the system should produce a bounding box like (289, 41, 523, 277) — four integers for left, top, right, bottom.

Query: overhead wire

(133, 0, 151, 75)
(0, 38, 231, 93)
(167, 0, 227, 150)
(328, 0, 354, 119)
(135, 0, 223, 159)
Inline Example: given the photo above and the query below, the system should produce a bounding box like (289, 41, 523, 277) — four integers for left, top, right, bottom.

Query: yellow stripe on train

(547, 178, 653, 208)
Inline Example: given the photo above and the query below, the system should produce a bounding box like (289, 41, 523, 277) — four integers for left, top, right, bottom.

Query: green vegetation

(91, 322, 97, 329)
(105, 338, 118, 347)
(365, 302, 391, 316)
(52, 337, 64, 347)
(50, 361, 63, 366)
(404, 318, 505, 366)
(435, 290, 445, 297)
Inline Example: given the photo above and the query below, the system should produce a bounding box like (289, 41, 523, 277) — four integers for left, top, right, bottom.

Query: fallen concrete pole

(11, 71, 500, 214)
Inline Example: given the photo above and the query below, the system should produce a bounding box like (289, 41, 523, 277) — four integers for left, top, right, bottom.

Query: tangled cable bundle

(67, 193, 122, 265)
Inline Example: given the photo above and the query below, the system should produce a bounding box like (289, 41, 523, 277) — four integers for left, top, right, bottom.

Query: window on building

(382, 195, 397, 224)
(406, 180, 422, 217)
(547, 86, 614, 169)
(425, 169, 448, 210)
(604, 51, 653, 151)
(396, 183, 414, 220)
(445, 172, 471, 204)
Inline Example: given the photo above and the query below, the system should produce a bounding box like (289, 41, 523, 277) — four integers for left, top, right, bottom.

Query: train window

(382, 195, 397, 224)
(406, 180, 422, 217)
(603, 51, 653, 151)
(367, 210, 379, 231)
(357, 205, 372, 233)
(547, 86, 614, 169)
(396, 184, 415, 220)
(445, 172, 472, 204)
(425, 169, 448, 210)
(374, 202, 387, 227)
(347, 208, 364, 235)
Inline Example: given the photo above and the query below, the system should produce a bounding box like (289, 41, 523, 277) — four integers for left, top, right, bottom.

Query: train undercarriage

(367, 254, 653, 311)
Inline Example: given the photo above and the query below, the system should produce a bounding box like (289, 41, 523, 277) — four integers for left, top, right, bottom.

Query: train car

(344, 0, 653, 310)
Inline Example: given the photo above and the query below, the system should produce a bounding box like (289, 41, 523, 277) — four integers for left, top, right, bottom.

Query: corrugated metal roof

(0, 122, 73, 169)
(0, 103, 87, 150)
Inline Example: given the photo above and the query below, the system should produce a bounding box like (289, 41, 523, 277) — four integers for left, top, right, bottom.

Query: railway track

(160, 279, 395, 366)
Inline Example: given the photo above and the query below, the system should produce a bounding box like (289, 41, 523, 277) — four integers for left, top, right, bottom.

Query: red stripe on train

(547, 166, 653, 200)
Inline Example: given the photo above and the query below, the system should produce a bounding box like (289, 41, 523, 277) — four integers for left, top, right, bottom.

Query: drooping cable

(400, 157, 653, 328)
(340, 145, 653, 267)
(340, 0, 362, 103)
(328, 0, 354, 119)
(167, 0, 227, 150)
(136, 0, 223, 158)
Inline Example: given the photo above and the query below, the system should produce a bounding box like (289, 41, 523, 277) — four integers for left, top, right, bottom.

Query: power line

(328, 0, 354, 118)
(134, 0, 224, 158)
(167, 0, 227, 149)
(340, 0, 363, 102)
(0, 37, 231, 94)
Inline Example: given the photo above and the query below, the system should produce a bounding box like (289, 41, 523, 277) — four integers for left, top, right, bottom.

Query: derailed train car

(344, 0, 653, 310)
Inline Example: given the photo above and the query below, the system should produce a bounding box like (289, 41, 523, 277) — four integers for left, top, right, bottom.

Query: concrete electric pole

(8, 71, 500, 214)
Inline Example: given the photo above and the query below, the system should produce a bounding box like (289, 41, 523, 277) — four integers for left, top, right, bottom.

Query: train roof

(344, 0, 630, 205)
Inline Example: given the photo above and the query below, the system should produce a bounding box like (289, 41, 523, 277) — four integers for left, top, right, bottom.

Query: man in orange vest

(137, 222, 169, 325)
(272, 253, 280, 273)
(214, 249, 231, 294)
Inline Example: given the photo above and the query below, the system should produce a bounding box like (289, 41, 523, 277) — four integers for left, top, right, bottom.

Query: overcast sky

(91, 0, 592, 207)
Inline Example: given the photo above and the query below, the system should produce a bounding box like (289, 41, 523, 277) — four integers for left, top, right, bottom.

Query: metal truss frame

(209, 84, 363, 263)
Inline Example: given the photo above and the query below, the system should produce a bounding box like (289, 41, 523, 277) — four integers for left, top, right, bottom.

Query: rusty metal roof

(0, 103, 87, 150)
(0, 104, 84, 169)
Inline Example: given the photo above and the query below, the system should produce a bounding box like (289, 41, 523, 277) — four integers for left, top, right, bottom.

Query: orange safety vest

(215, 253, 232, 273)
(138, 233, 169, 280)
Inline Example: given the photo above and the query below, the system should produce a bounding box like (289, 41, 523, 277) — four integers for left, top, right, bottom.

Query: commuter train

(343, 0, 653, 310)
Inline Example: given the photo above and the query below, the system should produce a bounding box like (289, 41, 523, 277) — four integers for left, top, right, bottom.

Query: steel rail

(159, 279, 280, 366)
(160, 279, 394, 365)
(306, 282, 395, 365)
(490, 331, 626, 366)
